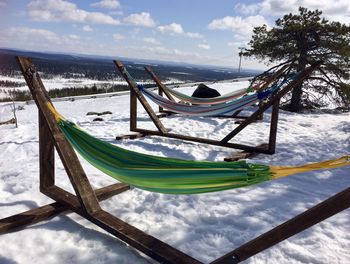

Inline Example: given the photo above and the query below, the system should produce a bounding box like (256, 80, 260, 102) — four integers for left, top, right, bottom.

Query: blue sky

(0, 0, 349, 69)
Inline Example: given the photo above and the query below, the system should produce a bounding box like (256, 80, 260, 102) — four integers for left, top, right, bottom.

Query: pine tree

(245, 7, 350, 112)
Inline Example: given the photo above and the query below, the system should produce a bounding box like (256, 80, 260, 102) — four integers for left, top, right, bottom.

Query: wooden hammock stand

(143, 64, 279, 119)
(1, 57, 349, 264)
(114, 60, 318, 160)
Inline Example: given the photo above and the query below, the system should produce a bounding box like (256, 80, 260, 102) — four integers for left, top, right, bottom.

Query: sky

(0, 0, 349, 70)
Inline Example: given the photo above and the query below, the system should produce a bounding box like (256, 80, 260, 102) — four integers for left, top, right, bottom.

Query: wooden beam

(17, 56, 101, 215)
(0, 118, 15, 125)
(130, 90, 137, 131)
(0, 183, 129, 234)
(114, 60, 168, 134)
(115, 133, 146, 140)
(39, 112, 55, 191)
(134, 128, 271, 154)
(144, 66, 176, 102)
(211, 187, 350, 264)
(144, 66, 167, 113)
(268, 100, 280, 154)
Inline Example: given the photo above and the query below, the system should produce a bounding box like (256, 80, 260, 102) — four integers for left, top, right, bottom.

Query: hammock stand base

(2, 57, 349, 264)
(114, 61, 319, 158)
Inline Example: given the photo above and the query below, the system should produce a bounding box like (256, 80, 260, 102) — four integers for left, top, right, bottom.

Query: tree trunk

(289, 55, 307, 112)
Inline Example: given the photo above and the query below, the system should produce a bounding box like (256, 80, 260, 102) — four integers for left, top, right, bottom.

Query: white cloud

(1, 26, 120, 57)
(208, 15, 268, 37)
(198, 44, 210, 50)
(113, 33, 125, 41)
(137, 46, 202, 63)
(157, 23, 184, 34)
(186, 32, 204, 39)
(68, 34, 80, 40)
(227, 42, 241, 47)
(262, 0, 297, 15)
(235, 0, 350, 23)
(234, 3, 260, 15)
(4, 27, 81, 48)
(91, 0, 121, 9)
(109, 10, 123, 16)
(7, 27, 60, 43)
(123, 12, 156, 27)
(27, 0, 120, 25)
(82, 25, 93, 32)
(157, 23, 203, 39)
(141, 46, 173, 57)
(143, 37, 161, 45)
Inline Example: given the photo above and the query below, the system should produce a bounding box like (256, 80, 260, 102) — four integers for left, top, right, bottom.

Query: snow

(0, 81, 349, 264)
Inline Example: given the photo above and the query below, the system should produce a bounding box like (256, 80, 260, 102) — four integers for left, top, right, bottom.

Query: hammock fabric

(147, 67, 285, 105)
(47, 103, 350, 195)
(153, 79, 266, 105)
(160, 85, 251, 105)
(122, 66, 294, 116)
(139, 78, 291, 116)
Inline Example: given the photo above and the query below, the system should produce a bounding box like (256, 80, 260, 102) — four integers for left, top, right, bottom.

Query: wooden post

(130, 89, 137, 131)
(267, 99, 280, 154)
(257, 100, 264, 120)
(39, 111, 55, 191)
(158, 83, 164, 113)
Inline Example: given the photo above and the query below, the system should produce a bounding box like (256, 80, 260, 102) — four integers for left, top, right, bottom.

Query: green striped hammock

(48, 103, 350, 195)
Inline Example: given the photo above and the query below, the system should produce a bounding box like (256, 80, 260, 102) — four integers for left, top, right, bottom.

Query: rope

(270, 156, 350, 178)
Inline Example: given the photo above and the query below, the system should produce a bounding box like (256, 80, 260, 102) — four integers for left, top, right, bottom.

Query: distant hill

(0, 48, 260, 82)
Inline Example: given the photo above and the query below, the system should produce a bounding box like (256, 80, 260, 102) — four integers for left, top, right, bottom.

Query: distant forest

(0, 48, 259, 101)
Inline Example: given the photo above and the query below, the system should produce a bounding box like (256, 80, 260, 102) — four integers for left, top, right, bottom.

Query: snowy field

(0, 81, 349, 264)
(0, 74, 182, 100)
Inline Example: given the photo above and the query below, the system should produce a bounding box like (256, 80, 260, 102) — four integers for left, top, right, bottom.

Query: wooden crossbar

(2, 57, 348, 264)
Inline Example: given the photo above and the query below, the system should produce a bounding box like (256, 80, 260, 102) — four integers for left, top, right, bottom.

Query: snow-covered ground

(0, 81, 349, 264)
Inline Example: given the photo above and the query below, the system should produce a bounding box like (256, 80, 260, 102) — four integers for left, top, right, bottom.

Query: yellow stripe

(270, 155, 350, 179)
(47, 102, 64, 122)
